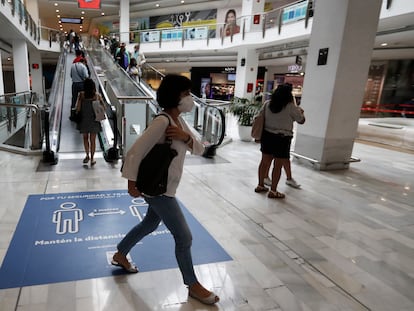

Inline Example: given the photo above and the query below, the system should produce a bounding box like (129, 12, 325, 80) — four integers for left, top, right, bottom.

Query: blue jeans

(117, 195, 197, 286)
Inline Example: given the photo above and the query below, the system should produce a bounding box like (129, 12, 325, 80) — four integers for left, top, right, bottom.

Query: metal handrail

(0, 93, 43, 154)
(87, 38, 228, 158)
(0, 103, 38, 110)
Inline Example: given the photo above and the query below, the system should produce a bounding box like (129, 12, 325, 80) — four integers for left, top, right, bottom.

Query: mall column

(119, 0, 130, 44)
(13, 40, 30, 93)
(241, 0, 265, 33)
(0, 52, 4, 96)
(234, 48, 259, 99)
(233, 0, 265, 99)
(293, 0, 382, 170)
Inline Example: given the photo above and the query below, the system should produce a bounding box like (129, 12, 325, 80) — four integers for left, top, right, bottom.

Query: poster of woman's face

(201, 78, 211, 98)
(217, 7, 242, 37)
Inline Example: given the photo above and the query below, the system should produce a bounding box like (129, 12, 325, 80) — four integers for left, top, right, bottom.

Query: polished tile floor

(0, 117, 413, 311)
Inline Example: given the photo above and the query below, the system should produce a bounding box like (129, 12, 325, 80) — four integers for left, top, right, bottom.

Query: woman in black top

(75, 78, 105, 165)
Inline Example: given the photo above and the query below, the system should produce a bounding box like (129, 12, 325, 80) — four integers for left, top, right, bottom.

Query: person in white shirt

(112, 74, 220, 305)
(255, 83, 305, 199)
(132, 44, 146, 81)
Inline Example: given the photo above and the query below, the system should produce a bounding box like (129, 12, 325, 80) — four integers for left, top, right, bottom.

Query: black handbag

(135, 114, 178, 196)
(72, 111, 82, 124)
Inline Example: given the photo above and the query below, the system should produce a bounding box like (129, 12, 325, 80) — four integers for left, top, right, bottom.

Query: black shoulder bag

(135, 114, 178, 196)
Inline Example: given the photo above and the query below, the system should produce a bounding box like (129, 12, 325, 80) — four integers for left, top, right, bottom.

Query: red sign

(78, 0, 101, 9)
(253, 14, 260, 24)
(247, 83, 253, 93)
(32, 64, 39, 69)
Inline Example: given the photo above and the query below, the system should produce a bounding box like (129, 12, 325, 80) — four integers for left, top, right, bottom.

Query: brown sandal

(268, 190, 285, 199)
(254, 185, 269, 193)
(111, 253, 138, 273)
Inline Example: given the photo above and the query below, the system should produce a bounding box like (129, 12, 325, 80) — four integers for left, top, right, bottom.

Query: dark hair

(129, 58, 137, 67)
(225, 9, 237, 22)
(157, 74, 192, 109)
(269, 83, 293, 113)
(83, 78, 96, 99)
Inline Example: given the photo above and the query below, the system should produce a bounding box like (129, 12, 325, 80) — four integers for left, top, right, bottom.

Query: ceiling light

(380, 43, 388, 46)
(156, 3, 160, 7)
(81, 16, 84, 19)
(56, 9, 59, 13)
(81, 11, 85, 15)
(181, 0, 185, 3)
(54, 3, 58, 6)
(101, 12, 105, 16)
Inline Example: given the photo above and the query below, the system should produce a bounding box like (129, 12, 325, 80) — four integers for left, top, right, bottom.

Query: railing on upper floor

(0, 0, 41, 43)
(108, 0, 314, 49)
(0, 0, 63, 49)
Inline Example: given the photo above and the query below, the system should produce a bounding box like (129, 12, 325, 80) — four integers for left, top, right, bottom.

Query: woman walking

(112, 74, 220, 305)
(74, 78, 105, 165)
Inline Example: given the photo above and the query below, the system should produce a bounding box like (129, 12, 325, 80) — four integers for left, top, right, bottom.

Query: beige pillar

(119, 0, 130, 44)
(235, 49, 259, 100)
(13, 40, 30, 93)
(294, 0, 382, 170)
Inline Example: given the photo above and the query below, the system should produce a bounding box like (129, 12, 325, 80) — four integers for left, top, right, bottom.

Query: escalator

(44, 40, 228, 164)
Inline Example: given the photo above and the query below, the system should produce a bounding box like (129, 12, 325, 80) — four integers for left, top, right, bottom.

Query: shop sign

(288, 64, 302, 73)
(224, 67, 236, 73)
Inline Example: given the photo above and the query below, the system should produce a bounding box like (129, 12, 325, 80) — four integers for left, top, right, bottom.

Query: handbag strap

(154, 113, 173, 145)
(261, 100, 269, 120)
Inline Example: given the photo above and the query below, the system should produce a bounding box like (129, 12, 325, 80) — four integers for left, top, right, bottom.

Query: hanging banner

(78, 0, 101, 9)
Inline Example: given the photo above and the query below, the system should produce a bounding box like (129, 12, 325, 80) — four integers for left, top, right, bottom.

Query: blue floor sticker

(0, 190, 232, 289)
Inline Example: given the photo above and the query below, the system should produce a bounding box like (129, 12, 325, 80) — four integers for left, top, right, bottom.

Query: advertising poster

(148, 9, 217, 41)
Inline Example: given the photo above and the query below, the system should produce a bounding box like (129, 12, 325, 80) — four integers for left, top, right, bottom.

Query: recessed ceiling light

(81, 11, 85, 15)
(101, 12, 105, 16)
(181, 0, 185, 3)
(381, 43, 388, 46)
(156, 3, 160, 7)
(57, 15, 60, 18)
(54, 3, 58, 6)
(81, 16, 84, 19)
(56, 9, 59, 13)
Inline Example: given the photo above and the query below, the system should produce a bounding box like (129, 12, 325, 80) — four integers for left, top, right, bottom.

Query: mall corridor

(0, 118, 413, 311)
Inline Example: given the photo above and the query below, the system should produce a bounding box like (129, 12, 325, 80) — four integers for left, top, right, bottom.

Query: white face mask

(178, 95, 194, 113)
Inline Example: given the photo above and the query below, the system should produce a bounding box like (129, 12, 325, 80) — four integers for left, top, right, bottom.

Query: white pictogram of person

(129, 197, 148, 222)
(53, 202, 83, 235)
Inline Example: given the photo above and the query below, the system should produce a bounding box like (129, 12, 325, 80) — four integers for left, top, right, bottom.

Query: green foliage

(229, 96, 263, 126)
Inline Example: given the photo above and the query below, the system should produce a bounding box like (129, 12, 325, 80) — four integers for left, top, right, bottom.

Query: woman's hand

(165, 125, 190, 142)
(128, 180, 141, 197)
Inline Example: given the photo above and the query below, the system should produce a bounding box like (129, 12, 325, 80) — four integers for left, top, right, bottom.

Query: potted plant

(229, 96, 263, 141)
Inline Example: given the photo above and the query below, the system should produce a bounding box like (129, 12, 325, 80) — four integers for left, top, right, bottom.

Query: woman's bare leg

(82, 133, 90, 159)
(258, 153, 273, 186)
(90, 133, 97, 164)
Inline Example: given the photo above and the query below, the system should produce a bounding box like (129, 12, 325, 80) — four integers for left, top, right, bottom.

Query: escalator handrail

(0, 103, 38, 110)
(87, 38, 227, 152)
(192, 96, 228, 148)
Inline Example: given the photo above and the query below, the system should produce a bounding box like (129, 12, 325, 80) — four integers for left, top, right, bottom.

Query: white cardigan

(121, 113, 205, 197)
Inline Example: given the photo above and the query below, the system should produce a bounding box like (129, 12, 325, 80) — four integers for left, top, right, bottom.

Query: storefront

(191, 66, 266, 101)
